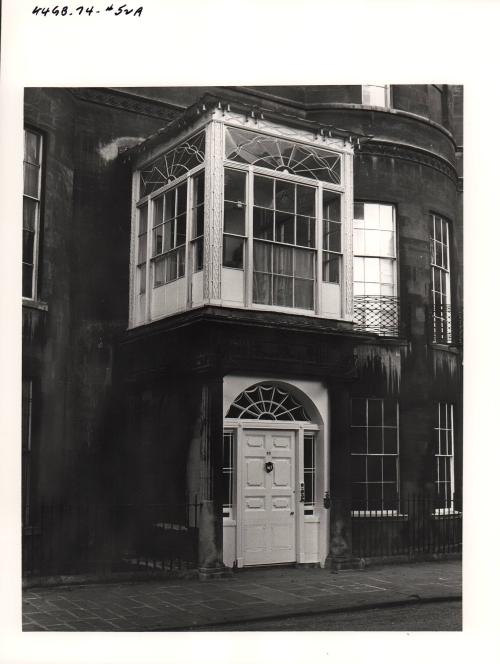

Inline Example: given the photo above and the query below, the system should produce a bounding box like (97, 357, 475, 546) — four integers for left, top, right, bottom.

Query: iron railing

(353, 295, 401, 337)
(343, 493, 462, 559)
(431, 304, 463, 345)
(22, 498, 201, 579)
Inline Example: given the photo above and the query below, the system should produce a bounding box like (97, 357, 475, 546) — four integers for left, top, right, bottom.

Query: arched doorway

(223, 380, 327, 567)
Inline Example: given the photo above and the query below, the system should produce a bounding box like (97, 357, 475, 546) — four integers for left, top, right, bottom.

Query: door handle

(290, 511, 295, 516)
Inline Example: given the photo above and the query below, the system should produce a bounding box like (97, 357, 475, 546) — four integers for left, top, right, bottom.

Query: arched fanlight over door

(226, 383, 311, 421)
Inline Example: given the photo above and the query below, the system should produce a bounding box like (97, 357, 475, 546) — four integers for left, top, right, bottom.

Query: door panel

(242, 429, 296, 565)
(246, 459, 264, 486)
(273, 458, 292, 486)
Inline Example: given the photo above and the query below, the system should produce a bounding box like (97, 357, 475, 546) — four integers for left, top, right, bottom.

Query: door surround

(224, 418, 323, 568)
(222, 377, 329, 568)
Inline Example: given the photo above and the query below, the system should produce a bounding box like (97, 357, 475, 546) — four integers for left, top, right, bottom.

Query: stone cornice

(306, 103, 457, 147)
(223, 87, 457, 147)
(67, 87, 461, 188)
(69, 88, 183, 122)
(67, 87, 460, 154)
(357, 140, 459, 184)
(122, 305, 361, 345)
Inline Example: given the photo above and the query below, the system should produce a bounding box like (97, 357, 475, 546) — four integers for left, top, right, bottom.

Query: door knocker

(265, 461, 274, 473)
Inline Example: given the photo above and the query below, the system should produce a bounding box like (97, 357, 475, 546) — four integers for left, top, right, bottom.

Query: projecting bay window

(130, 112, 353, 326)
(431, 214, 452, 343)
(350, 397, 399, 513)
(23, 129, 43, 300)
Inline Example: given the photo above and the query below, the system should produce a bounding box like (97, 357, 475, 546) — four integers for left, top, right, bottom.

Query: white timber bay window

(129, 107, 354, 327)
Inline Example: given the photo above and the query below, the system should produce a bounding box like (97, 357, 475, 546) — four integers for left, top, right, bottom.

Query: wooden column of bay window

(203, 120, 224, 303)
(343, 149, 354, 319)
(145, 196, 153, 323)
(186, 175, 194, 309)
(245, 168, 254, 307)
(316, 183, 323, 315)
(129, 171, 141, 328)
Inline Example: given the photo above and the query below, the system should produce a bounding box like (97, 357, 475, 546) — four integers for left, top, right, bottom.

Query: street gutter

(152, 594, 462, 632)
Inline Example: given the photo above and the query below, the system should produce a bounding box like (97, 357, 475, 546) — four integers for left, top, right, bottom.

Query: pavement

(22, 559, 462, 631)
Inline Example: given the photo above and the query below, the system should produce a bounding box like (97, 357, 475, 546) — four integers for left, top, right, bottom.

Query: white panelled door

(242, 430, 296, 565)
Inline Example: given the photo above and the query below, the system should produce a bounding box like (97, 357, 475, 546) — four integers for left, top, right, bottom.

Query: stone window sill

(22, 298, 48, 312)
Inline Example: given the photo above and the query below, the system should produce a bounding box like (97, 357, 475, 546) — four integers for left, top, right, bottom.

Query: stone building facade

(22, 85, 463, 574)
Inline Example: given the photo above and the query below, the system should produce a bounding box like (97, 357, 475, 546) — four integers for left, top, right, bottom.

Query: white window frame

(303, 431, 316, 515)
(190, 170, 205, 274)
(350, 397, 400, 515)
(223, 429, 235, 520)
(430, 214, 451, 343)
(151, 183, 188, 287)
(361, 85, 391, 108)
(353, 202, 397, 296)
(223, 132, 348, 317)
(434, 402, 455, 510)
(130, 161, 205, 326)
(23, 128, 43, 301)
(222, 167, 247, 271)
(353, 202, 398, 336)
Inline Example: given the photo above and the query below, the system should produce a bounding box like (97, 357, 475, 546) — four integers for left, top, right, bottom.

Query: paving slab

(22, 559, 461, 632)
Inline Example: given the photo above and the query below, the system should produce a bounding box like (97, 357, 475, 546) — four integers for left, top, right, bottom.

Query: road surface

(191, 600, 461, 631)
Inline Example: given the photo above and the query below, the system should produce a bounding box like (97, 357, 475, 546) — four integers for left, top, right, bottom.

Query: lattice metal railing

(353, 295, 401, 337)
(431, 304, 463, 345)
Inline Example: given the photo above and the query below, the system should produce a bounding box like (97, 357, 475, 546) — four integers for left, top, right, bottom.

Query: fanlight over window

(226, 383, 311, 421)
(140, 131, 206, 197)
(225, 127, 341, 185)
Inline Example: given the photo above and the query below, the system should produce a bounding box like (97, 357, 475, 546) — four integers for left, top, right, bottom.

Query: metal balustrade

(431, 304, 463, 345)
(22, 498, 201, 579)
(353, 295, 401, 337)
(346, 493, 462, 559)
